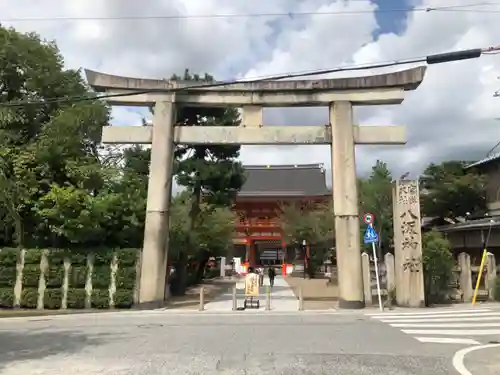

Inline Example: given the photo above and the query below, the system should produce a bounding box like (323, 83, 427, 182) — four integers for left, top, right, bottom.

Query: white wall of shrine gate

(85, 67, 428, 309)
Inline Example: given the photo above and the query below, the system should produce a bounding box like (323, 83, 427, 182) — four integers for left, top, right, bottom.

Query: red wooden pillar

(281, 241, 287, 265)
(248, 240, 256, 265)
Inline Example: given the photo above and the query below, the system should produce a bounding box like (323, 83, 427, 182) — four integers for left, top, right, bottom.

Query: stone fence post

(13, 249, 25, 308)
(384, 253, 395, 294)
(61, 256, 71, 309)
(37, 250, 49, 310)
(458, 252, 473, 301)
(361, 253, 372, 306)
(487, 252, 497, 301)
(84, 253, 94, 309)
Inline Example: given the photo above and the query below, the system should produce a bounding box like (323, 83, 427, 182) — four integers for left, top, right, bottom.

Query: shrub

(0, 248, 19, 267)
(114, 289, 134, 308)
(204, 268, 220, 279)
(20, 288, 39, 308)
(494, 277, 500, 302)
(91, 289, 109, 309)
(45, 266, 65, 288)
(66, 288, 86, 309)
(0, 288, 14, 308)
(0, 248, 19, 308)
(115, 267, 136, 289)
(116, 248, 138, 267)
(44, 288, 63, 309)
(422, 230, 455, 306)
(24, 249, 42, 265)
(92, 266, 111, 289)
(90, 250, 112, 309)
(22, 264, 41, 288)
(0, 267, 17, 287)
(70, 266, 88, 288)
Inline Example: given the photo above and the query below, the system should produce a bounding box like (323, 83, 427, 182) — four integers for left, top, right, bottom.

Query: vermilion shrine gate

(232, 163, 331, 266)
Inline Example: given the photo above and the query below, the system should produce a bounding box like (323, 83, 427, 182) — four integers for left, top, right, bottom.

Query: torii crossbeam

(85, 66, 427, 309)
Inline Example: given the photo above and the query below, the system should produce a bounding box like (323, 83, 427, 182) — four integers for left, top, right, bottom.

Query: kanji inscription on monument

(393, 179, 425, 307)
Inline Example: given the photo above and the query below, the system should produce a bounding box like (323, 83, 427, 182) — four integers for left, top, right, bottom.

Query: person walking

(268, 266, 276, 287)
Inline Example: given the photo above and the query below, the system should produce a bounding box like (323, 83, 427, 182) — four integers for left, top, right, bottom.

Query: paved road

(0, 308, 465, 375)
(367, 307, 500, 346)
(462, 344, 500, 375)
(203, 275, 301, 312)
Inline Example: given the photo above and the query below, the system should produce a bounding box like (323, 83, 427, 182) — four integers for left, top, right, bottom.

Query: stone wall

(0, 248, 140, 310)
(455, 252, 499, 301)
(362, 251, 499, 305)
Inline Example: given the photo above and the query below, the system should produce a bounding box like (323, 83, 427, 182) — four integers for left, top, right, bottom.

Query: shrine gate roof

(238, 164, 330, 197)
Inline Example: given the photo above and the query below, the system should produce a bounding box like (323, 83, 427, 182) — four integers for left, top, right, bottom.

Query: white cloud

(1, 0, 500, 180)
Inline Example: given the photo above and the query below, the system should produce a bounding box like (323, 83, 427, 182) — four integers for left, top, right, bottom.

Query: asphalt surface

(0, 309, 476, 375)
(463, 344, 500, 374)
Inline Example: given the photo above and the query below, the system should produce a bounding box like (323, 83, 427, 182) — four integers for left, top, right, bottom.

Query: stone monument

(392, 179, 425, 307)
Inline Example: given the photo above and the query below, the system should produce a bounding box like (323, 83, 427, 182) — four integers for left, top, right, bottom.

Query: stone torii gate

(85, 67, 427, 309)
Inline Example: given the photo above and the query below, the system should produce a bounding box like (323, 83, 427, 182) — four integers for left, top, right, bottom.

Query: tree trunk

(171, 252, 189, 296)
(194, 249, 210, 283)
(189, 177, 202, 230)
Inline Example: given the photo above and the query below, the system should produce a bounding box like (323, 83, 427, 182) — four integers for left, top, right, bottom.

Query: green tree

(171, 69, 245, 228)
(420, 161, 487, 219)
(422, 230, 455, 305)
(96, 145, 151, 248)
(280, 201, 335, 246)
(168, 192, 237, 292)
(0, 26, 109, 247)
(32, 185, 105, 246)
(280, 201, 334, 277)
(359, 160, 393, 254)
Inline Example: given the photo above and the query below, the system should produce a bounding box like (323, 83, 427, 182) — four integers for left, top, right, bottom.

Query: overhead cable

(1, 44, 499, 108)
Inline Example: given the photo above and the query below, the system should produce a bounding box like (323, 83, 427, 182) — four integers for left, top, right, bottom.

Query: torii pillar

(85, 67, 427, 308)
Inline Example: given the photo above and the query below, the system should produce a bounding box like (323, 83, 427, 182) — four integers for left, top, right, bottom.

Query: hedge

(91, 250, 113, 309)
(67, 252, 88, 309)
(44, 250, 65, 309)
(0, 247, 140, 309)
(21, 249, 42, 308)
(115, 249, 138, 308)
(494, 277, 500, 302)
(0, 248, 18, 308)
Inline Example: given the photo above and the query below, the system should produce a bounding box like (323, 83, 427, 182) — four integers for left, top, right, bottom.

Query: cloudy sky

(2, 0, 500, 180)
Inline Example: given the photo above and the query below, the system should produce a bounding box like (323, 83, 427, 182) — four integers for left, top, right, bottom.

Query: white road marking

(380, 316, 500, 323)
(370, 309, 500, 347)
(415, 337, 481, 345)
(366, 309, 491, 317)
(390, 322, 500, 328)
(402, 328, 500, 335)
(374, 311, 500, 320)
(452, 343, 500, 375)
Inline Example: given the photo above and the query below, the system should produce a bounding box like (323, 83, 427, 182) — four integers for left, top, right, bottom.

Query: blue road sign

(363, 225, 379, 244)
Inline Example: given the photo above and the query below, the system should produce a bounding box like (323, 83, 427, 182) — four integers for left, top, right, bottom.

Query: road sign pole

(363, 217, 382, 311)
(370, 226, 384, 312)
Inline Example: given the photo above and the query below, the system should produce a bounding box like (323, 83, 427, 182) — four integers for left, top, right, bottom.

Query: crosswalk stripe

(390, 322, 500, 328)
(374, 312, 500, 320)
(368, 308, 500, 346)
(415, 337, 481, 345)
(380, 315, 500, 323)
(402, 329, 500, 335)
(365, 309, 491, 317)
